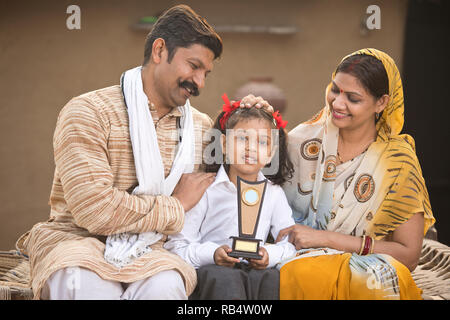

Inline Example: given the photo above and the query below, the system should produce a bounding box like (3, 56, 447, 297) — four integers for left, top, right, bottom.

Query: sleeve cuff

(263, 242, 297, 268)
(159, 195, 186, 233)
(196, 241, 220, 267)
(263, 244, 282, 268)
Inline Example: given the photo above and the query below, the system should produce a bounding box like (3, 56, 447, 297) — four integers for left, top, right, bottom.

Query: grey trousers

(189, 263, 279, 300)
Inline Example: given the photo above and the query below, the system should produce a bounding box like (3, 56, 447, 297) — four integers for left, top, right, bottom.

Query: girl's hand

(214, 245, 240, 268)
(276, 224, 328, 250)
(248, 247, 269, 270)
(235, 94, 274, 113)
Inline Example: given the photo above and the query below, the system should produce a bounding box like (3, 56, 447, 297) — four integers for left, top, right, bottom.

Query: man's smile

(179, 80, 199, 97)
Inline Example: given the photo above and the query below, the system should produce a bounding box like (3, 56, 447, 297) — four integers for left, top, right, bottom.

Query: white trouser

(40, 267, 187, 300)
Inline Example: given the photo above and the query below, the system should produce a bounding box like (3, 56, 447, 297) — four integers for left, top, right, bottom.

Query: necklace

(337, 151, 344, 164)
(337, 131, 376, 165)
(337, 146, 370, 165)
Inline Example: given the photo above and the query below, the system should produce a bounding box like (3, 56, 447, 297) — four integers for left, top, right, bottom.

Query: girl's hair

(205, 107, 294, 186)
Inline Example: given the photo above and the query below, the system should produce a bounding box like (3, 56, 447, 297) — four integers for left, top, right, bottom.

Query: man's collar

(170, 107, 182, 117)
(148, 101, 184, 118)
(211, 165, 267, 189)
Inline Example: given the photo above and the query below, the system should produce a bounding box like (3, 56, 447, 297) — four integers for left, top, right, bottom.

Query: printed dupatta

(283, 48, 435, 240)
(280, 49, 434, 300)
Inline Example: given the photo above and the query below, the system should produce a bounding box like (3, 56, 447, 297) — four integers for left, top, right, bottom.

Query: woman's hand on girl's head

(214, 245, 240, 268)
(236, 94, 274, 113)
(248, 247, 269, 270)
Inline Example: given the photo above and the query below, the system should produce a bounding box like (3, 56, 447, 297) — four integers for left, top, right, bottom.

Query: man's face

(154, 43, 215, 108)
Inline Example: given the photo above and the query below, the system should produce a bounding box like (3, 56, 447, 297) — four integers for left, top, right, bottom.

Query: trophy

(228, 176, 268, 260)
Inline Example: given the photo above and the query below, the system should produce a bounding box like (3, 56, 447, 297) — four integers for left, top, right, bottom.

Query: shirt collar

(147, 101, 184, 117)
(169, 106, 182, 117)
(211, 165, 268, 189)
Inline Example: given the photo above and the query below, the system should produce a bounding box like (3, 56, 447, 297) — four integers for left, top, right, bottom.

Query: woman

(277, 48, 435, 299)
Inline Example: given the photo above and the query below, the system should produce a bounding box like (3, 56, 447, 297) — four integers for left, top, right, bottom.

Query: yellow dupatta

(341, 48, 434, 238)
(280, 49, 435, 300)
(283, 48, 434, 239)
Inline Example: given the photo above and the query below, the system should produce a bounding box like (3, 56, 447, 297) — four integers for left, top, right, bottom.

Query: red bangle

(362, 236, 372, 256)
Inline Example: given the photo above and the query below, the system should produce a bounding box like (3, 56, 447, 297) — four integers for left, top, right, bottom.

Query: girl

(165, 94, 296, 299)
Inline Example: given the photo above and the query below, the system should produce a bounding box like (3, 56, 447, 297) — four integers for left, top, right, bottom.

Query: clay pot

(234, 77, 287, 114)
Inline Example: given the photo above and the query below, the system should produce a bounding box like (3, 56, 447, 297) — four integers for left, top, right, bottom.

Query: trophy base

(228, 236, 263, 260)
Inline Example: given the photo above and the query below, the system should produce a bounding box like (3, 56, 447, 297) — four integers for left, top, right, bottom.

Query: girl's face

(326, 72, 388, 131)
(222, 118, 275, 177)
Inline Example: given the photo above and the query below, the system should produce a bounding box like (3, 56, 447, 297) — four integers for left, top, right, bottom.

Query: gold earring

(375, 112, 381, 121)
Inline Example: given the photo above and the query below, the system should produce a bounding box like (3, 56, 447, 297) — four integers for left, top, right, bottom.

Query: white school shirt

(165, 165, 296, 269)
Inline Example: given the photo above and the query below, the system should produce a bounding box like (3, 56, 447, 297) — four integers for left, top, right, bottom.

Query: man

(17, 4, 269, 300)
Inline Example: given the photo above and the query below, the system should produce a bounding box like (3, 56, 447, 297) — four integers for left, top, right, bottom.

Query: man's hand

(214, 245, 240, 268)
(235, 94, 274, 113)
(171, 172, 215, 212)
(248, 247, 269, 270)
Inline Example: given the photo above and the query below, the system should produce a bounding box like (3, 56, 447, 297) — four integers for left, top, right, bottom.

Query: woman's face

(222, 118, 275, 176)
(326, 72, 387, 131)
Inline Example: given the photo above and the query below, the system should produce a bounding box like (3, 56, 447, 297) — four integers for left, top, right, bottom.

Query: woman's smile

(331, 108, 351, 119)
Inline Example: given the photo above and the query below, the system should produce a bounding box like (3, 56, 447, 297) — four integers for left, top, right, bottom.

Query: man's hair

(142, 4, 223, 65)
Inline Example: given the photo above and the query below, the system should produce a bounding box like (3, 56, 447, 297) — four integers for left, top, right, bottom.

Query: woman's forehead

(333, 72, 368, 96)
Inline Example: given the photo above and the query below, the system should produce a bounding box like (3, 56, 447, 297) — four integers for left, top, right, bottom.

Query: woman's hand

(235, 94, 274, 113)
(214, 245, 240, 268)
(276, 224, 329, 250)
(247, 247, 269, 270)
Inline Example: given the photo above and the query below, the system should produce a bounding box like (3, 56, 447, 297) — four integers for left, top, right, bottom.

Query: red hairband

(219, 93, 287, 130)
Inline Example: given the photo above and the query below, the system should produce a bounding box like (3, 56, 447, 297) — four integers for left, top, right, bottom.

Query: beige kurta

(16, 85, 213, 299)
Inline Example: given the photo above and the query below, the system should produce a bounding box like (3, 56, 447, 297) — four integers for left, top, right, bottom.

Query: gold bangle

(359, 235, 366, 255)
(370, 237, 375, 254)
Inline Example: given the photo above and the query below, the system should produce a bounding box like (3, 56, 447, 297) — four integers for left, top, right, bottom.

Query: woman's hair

(335, 54, 389, 123)
(335, 54, 389, 100)
(143, 5, 223, 65)
(205, 107, 294, 186)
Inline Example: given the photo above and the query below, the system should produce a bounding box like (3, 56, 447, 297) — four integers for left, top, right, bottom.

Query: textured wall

(0, 0, 407, 249)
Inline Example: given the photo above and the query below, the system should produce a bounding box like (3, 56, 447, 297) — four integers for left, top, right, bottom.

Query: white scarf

(104, 66, 195, 268)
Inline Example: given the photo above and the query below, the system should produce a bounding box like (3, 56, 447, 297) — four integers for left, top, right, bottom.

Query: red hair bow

(219, 93, 240, 130)
(272, 110, 288, 129)
(219, 93, 288, 130)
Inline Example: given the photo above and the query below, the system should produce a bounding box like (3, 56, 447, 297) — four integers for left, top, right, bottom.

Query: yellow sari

(280, 48, 435, 300)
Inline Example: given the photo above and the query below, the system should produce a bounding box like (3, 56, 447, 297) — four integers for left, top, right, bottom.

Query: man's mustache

(180, 80, 200, 97)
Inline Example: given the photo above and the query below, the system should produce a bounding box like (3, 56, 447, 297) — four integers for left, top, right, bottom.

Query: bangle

(359, 235, 366, 255)
(370, 238, 375, 254)
(362, 236, 373, 256)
